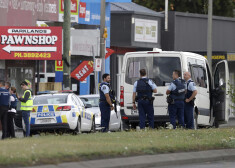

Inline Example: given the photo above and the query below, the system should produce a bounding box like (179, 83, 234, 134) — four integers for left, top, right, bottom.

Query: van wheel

(74, 117, 81, 135)
(122, 119, 129, 131)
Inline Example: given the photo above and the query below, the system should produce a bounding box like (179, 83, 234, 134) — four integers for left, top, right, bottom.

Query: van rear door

(213, 60, 230, 125)
(123, 52, 182, 117)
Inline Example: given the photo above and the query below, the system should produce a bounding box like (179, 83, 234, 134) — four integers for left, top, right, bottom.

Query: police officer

(183, 72, 197, 129)
(18, 81, 33, 137)
(99, 74, 114, 132)
(0, 80, 10, 139)
(166, 70, 185, 129)
(132, 69, 157, 129)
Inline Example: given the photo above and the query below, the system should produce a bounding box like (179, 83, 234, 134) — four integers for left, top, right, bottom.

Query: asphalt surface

(153, 161, 235, 168)
(20, 149, 235, 168)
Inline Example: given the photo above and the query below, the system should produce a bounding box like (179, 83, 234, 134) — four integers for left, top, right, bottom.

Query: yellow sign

(204, 55, 226, 60)
(228, 54, 235, 61)
(55, 60, 63, 71)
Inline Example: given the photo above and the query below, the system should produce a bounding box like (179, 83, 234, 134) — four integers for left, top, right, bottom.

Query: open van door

(213, 60, 230, 126)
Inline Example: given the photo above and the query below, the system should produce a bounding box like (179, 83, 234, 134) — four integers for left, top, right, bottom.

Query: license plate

(39, 119, 51, 124)
(131, 109, 138, 115)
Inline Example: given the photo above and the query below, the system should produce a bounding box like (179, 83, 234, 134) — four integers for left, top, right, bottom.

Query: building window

(47, 60, 55, 73)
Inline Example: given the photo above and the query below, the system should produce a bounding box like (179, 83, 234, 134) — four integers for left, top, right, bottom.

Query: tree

(133, 0, 235, 17)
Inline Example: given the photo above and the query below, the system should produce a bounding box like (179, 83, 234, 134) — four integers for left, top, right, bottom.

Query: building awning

(111, 2, 163, 17)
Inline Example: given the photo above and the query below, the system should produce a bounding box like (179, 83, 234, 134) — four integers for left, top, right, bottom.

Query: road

(152, 161, 235, 168)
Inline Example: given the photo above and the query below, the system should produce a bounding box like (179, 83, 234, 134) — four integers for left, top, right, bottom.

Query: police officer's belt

(174, 99, 184, 101)
(99, 99, 107, 102)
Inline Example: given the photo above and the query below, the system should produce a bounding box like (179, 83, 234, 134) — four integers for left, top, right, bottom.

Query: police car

(22, 93, 95, 135)
(79, 94, 122, 131)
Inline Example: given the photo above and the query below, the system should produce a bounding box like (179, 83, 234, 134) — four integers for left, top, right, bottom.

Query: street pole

(207, 0, 213, 71)
(63, 0, 71, 90)
(165, 0, 168, 31)
(92, 46, 98, 94)
(100, 0, 106, 82)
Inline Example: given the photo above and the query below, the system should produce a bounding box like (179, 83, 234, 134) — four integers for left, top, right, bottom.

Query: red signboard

(0, 26, 62, 60)
(79, 2, 86, 18)
(61, 0, 78, 13)
(71, 61, 94, 81)
(0, 0, 59, 26)
(105, 48, 115, 59)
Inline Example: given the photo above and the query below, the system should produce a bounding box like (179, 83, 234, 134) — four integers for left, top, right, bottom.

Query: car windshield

(125, 56, 181, 86)
(33, 95, 68, 105)
(80, 97, 99, 107)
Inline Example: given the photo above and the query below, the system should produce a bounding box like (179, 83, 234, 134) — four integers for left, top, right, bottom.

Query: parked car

(22, 93, 95, 135)
(79, 94, 122, 131)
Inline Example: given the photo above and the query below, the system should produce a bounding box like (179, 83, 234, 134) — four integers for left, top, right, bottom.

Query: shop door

(8, 67, 34, 96)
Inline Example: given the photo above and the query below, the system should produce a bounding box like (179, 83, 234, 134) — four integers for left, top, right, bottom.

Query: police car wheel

(74, 117, 81, 135)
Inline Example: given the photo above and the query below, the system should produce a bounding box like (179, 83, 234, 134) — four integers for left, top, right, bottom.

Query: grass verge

(0, 128, 235, 167)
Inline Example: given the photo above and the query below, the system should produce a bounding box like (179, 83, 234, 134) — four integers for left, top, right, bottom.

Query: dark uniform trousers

(138, 99, 154, 129)
(168, 100, 185, 129)
(0, 106, 9, 139)
(7, 112, 16, 138)
(184, 103, 194, 129)
(99, 102, 111, 132)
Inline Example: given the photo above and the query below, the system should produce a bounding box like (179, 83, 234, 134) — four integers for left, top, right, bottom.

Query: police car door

(213, 60, 230, 125)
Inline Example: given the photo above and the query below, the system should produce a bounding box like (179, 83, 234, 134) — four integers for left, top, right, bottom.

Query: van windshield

(125, 57, 181, 86)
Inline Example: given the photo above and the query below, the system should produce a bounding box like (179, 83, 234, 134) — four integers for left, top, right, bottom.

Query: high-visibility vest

(20, 90, 33, 111)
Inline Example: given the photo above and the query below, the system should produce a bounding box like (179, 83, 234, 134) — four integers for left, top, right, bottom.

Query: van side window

(190, 65, 207, 88)
(188, 58, 208, 88)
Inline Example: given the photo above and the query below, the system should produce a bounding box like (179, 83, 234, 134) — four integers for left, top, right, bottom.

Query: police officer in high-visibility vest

(18, 81, 33, 137)
(0, 80, 10, 139)
(99, 74, 114, 132)
(166, 70, 186, 129)
(132, 69, 157, 129)
(183, 72, 197, 129)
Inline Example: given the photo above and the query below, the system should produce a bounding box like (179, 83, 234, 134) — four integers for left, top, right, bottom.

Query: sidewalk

(21, 149, 235, 168)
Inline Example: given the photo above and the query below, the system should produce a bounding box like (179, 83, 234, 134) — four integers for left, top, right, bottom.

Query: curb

(23, 149, 235, 168)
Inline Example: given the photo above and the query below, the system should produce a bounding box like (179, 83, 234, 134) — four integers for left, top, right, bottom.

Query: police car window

(33, 95, 68, 105)
(125, 57, 181, 86)
(80, 97, 99, 107)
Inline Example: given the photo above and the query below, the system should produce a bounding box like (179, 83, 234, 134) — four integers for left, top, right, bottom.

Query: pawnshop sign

(0, 26, 62, 60)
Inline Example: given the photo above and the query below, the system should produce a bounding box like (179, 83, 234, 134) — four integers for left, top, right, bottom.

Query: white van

(120, 49, 230, 129)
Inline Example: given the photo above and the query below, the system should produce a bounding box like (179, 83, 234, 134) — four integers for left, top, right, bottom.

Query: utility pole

(165, 0, 168, 31)
(100, 0, 106, 82)
(207, 0, 213, 71)
(63, 0, 71, 89)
